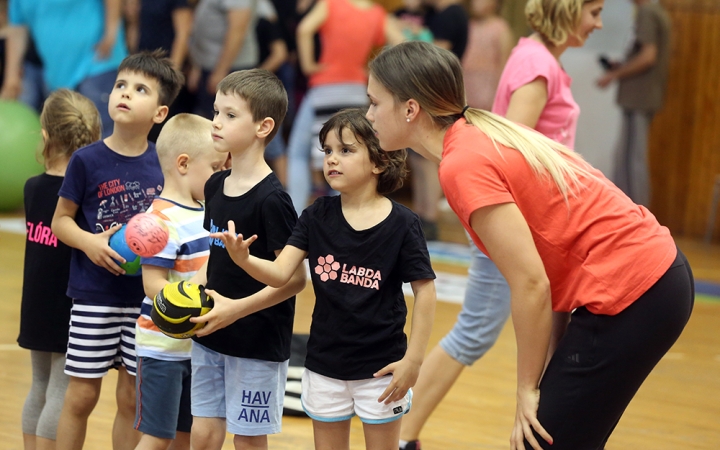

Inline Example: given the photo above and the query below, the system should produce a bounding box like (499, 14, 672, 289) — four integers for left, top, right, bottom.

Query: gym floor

(1, 210, 719, 449)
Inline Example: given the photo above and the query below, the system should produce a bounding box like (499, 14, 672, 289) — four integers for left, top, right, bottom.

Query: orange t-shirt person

(439, 119, 677, 315)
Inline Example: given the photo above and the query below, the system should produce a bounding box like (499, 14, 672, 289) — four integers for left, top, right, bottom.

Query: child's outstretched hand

(374, 357, 422, 404)
(190, 288, 251, 337)
(86, 224, 125, 276)
(209, 220, 258, 268)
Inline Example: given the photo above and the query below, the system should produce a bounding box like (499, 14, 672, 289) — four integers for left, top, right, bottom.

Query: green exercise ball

(0, 100, 44, 211)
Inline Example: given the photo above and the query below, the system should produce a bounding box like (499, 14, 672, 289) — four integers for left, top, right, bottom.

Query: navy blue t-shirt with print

(286, 196, 436, 380)
(194, 170, 297, 362)
(58, 140, 164, 305)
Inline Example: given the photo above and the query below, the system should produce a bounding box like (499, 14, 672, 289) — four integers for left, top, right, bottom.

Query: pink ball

(125, 213, 170, 258)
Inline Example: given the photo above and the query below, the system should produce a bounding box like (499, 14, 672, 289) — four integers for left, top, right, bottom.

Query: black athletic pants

(526, 249, 694, 449)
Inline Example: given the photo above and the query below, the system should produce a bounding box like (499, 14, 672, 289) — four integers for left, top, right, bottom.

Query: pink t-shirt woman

(492, 37, 580, 148)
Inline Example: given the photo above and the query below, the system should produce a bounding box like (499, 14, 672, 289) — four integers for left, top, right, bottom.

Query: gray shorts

(190, 342, 288, 436)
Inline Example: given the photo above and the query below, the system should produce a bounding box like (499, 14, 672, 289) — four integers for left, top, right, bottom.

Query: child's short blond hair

(156, 114, 213, 175)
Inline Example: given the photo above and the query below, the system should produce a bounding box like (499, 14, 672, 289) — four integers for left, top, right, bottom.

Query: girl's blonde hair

(40, 89, 101, 169)
(368, 41, 591, 200)
(525, 0, 593, 47)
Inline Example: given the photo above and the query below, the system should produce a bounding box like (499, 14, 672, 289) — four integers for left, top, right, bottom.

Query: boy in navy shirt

(51, 50, 183, 450)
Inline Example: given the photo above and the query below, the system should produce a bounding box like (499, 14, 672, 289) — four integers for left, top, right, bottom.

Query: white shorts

(301, 369, 412, 424)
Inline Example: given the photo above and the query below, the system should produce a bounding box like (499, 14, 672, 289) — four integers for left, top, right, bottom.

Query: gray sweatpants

(613, 110, 654, 207)
(22, 351, 69, 440)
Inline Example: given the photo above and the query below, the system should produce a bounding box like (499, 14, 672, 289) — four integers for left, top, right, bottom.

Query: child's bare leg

(56, 376, 102, 450)
(312, 419, 351, 450)
(363, 418, 402, 450)
(114, 367, 141, 450)
(35, 437, 56, 450)
(191, 417, 226, 450)
(233, 434, 268, 450)
(23, 433, 37, 450)
(168, 431, 190, 450)
(134, 434, 172, 450)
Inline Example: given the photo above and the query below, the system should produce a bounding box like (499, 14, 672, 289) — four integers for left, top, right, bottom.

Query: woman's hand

(511, 387, 552, 450)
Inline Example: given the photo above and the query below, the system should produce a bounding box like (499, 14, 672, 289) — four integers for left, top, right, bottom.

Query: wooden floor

(1, 211, 719, 449)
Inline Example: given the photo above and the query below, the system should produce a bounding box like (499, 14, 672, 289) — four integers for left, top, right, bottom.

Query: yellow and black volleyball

(151, 281, 214, 339)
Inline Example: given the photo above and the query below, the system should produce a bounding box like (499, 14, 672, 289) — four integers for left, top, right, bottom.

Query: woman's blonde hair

(525, 0, 592, 47)
(368, 41, 591, 200)
(40, 89, 101, 169)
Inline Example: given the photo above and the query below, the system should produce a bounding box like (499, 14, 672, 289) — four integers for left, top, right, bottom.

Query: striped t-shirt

(135, 198, 209, 361)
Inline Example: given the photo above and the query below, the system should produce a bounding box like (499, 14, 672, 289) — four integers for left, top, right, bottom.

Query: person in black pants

(365, 40, 694, 450)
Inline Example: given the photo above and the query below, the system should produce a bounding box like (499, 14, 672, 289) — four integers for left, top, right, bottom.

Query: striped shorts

(65, 300, 140, 378)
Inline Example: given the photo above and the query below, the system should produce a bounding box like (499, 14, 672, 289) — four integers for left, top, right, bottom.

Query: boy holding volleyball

(133, 114, 228, 450)
(187, 69, 306, 450)
(51, 50, 183, 450)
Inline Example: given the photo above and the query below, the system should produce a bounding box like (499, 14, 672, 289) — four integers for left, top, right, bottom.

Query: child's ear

(372, 166, 385, 175)
(41, 129, 48, 143)
(256, 117, 275, 139)
(153, 105, 170, 124)
(177, 154, 190, 174)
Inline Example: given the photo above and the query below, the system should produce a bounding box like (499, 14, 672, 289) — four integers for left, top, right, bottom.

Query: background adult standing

(1, 0, 127, 137)
(596, 0, 671, 207)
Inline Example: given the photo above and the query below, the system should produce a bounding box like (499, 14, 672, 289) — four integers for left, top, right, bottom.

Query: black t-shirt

(18, 174, 72, 353)
(139, 0, 191, 53)
(194, 171, 297, 361)
(286, 196, 435, 380)
(426, 4, 469, 60)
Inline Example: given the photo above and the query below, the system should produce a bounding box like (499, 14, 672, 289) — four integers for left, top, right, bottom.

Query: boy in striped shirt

(133, 114, 229, 450)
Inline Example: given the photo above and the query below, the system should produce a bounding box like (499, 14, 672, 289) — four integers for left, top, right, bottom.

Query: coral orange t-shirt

(309, 0, 386, 87)
(439, 119, 676, 315)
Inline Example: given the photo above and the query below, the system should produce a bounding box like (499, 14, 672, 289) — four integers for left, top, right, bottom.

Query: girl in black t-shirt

(203, 109, 437, 449)
(18, 89, 101, 447)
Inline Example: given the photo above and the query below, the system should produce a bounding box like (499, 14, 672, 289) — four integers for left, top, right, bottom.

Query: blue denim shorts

(134, 357, 192, 439)
(191, 342, 288, 436)
(439, 240, 511, 366)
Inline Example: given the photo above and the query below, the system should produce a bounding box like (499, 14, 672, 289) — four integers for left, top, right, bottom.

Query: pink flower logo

(315, 254, 340, 282)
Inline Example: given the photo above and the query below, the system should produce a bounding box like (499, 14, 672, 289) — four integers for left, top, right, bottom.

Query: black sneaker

(402, 441, 422, 450)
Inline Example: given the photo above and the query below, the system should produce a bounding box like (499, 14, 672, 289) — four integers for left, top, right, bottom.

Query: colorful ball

(108, 225, 141, 276)
(151, 281, 214, 339)
(126, 213, 170, 257)
(0, 100, 44, 211)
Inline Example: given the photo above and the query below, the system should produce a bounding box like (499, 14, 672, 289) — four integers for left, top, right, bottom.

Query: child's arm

(192, 248, 307, 336)
(142, 266, 171, 300)
(51, 197, 126, 276)
(375, 278, 437, 404)
(209, 220, 305, 287)
(296, 0, 327, 76)
(188, 259, 209, 286)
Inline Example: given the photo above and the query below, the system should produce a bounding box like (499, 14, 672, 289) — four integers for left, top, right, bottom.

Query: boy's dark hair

(319, 109, 408, 195)
(118, 49, 184, 107)
(217, 69, 288, 143)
